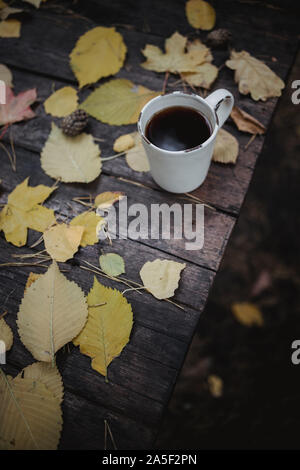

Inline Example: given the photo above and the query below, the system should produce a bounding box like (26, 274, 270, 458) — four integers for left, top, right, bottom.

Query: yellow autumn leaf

(186, 0, 216, 30)
(19, 362, 63, 405)
(70, 26, 127, 88)
(140, 259, 186, 300)
(17, 261, 88, 362)
(182, 39, 218, 88)
(0, 18, 20, 37)
(41, 123, 102, 183)
(0, 317, 13, 351)
(44, 86, 78, 117)
(0, 366, 62, 450)
(80, 78, 160, 125)
(125, 132, 150, 172)
(0, 63, 13, 87)
(70, 210, 104, 247)
(231, 106, 266, 135)
(208, 375, 223, 398)
(43, 223, 84, 262)
(212, 128, 239, 164)
(74, 277, 133, 379)
(141, 31, 208, 74)
(113, 134, 135, 153)
(232, 302, 264, 327)
(0, 178, 56, 247)
(94, 191, 125, 211)
(226, 50, 285, 101)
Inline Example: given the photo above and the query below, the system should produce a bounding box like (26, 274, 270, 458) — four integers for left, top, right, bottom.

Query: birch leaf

(232, 302, 264, 327)
(231, 106, 266, 135)
(0, 317, 13, 351)
(99, 253, 125, 277)
(226, 50, 285, 101)
(74, 277, 133, 379)
(80, 78, 160, 125)
(114, 132, 149, 172)
(17, 261, 88, 362)
(185, 0, 216, 30)
(25, 272, 41, 291)
(41, 123, 102, 183)
(44, 86, 78, 117)
(0, 63, 13, 87)
(19, 362, 63, 405)
(70, 26, 127, 88)
(212, 128, 239, 164)
(95, 191, 125, 211)
(0, 178, 56, 247)
(0, 369, 62, 450)
(70, 210, 104, 247)
(43, 223, 84, 262)
(0, 87, 36, 125)
(0, 19, 21, 38)
(141, 32, 208, 74)
(140, 259, 186, 300)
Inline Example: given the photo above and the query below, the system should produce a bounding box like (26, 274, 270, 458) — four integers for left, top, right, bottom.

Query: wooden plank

(0, 144, 235, 271)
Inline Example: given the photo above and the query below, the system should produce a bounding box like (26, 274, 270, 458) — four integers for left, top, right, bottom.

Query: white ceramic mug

(137, 90, 234, 193)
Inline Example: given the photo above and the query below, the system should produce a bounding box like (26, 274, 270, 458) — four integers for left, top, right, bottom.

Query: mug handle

(205, 89, 234, 128)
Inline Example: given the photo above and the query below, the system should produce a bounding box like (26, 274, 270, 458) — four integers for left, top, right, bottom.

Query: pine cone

(61, 109, 88, 137)
(206, 29, 232, 48)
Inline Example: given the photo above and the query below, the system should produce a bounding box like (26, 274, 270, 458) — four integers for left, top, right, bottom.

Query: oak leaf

(182, 39, 218, 88)
(99, 253, 125, 277)
(44, 86, 78, 117)
(232, 302, 264, 327)
(17, 261, 88, 362)
(0, 178, 56, 247)
(70, 210, 104, 247)
(0, 87, 36, 125)
(43, 223, 84, 262)
(185, 0, 216, 30)
(0, 367, 62, 450)
(70, 26, 127, 88)
(141, 32, 208, 74)
(140, 259, 186, 300)
(230, 106, 266, 135)
(41, 123, 102, 183)
(226, 50, 285, 101)
(212, 128, 239, 164)
(0, 317, 13, 351)
(80, 78, 160, 125)
(74, 277, 133, 379)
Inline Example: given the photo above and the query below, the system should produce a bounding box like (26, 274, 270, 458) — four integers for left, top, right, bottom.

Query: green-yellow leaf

(17, 261, 88, 362)
(41, 123, 102, 183)
(44, 86, 78, 117)
(99, 253, 125, 277)
(74, 277, 133, 379)
(0, 368, 62, 450)
(70, 210, 104, 247)
(70, 26, 127, 88)
(140, 259, 186, 300)
(80, 78, 160, 125)
(0, 178, 56, 247)
(185, 0, 216, 30)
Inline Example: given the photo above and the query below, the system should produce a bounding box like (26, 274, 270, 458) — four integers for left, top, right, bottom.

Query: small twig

(30, 235, 44, 249)
(162, 71, 169, 94)
(122, 286, 146, 295)
(104, 420, 118, 450)
(0, 124, 9, 140)
(89, 302, 107, 308)
(0, 142, 15, 171)
(102, 151, 127, 162)
(117, 177, 153, 190)
(245, 133, 257, 150)
(93, 137, 106, 142)
(183, 193, 216, 211)
(0, 262, 49, 268)
(0, 310, 8, 320)
(9, 127, 16, 171)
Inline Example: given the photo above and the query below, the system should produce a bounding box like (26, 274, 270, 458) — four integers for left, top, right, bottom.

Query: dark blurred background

(156, 49, 300, 450)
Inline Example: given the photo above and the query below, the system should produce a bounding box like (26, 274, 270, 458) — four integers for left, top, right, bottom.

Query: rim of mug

(137, 91, 219, 155)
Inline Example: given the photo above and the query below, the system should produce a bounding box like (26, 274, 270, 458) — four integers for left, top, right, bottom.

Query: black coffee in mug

(145, 106, 211, 152)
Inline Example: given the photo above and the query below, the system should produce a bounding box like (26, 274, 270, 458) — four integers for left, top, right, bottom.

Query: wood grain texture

(0, 0, 298, 450)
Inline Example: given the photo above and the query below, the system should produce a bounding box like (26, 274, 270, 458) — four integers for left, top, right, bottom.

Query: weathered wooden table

(0, 0, 298, 450)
